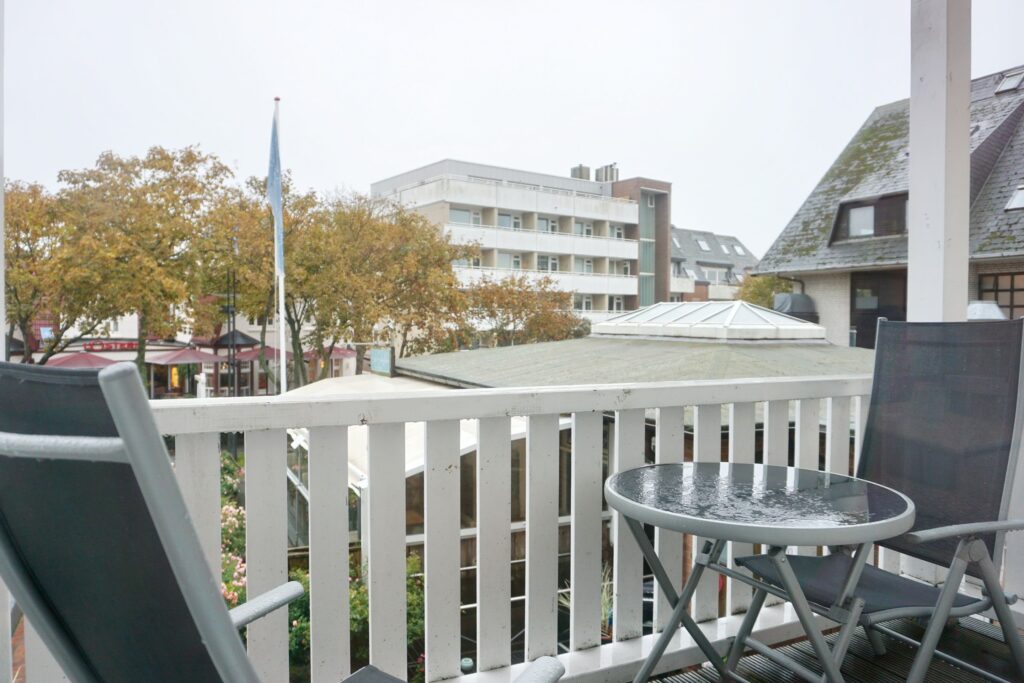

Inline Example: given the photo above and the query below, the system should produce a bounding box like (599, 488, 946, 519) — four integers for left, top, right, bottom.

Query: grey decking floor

(658, 618, 1021, 682)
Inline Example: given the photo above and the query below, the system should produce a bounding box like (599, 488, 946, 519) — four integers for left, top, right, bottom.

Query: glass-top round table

(605, 463, 915, 683)
(605, 462, 914, 547)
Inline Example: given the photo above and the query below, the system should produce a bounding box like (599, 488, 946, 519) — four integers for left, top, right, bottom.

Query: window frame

(979, 272, 1024, 319)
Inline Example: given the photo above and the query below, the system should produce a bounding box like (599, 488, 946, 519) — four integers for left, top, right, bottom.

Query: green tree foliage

(736, 273, 793, 309)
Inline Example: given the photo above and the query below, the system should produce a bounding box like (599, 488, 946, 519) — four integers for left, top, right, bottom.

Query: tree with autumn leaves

(4, 146, 587, 379)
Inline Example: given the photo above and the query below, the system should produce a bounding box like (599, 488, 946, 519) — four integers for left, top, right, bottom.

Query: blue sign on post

(369, 347, 396, 377)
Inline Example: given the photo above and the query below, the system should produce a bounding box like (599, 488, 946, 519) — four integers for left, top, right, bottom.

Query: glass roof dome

(592, 301, 826, 341)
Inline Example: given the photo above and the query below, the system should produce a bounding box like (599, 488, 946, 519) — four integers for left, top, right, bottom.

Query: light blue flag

(267, 100, 285, 276)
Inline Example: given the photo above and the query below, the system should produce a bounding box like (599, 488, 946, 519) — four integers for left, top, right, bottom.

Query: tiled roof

(671, 227, 759, 282)
(758, 66, 1024, 274)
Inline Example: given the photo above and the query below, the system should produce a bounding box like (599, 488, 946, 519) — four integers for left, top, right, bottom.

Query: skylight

(720, 244, 730, 254)
(593, 300, 826, 341)
(1007, 185, 1024, 211)
(996, 71, 1024, 93)
(672, 237, 681, 247)
(734, 245, 746, 256)
(697, 239, 710, 251)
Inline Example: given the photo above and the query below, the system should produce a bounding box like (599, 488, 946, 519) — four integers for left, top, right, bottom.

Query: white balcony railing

(28, 374, 1024, 683)
(445, 223, 638, 261)
(454, 266, 638, 296)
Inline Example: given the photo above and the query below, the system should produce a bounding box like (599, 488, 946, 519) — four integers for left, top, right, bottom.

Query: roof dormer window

(1008, 184, 1024, 211)
(996, 71, 1024, 94)
(833, 193, 908, 242)
(697, 239, 710, 251)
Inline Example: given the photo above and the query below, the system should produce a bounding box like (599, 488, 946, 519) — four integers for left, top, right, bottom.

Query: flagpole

(269, 97, 288, 394)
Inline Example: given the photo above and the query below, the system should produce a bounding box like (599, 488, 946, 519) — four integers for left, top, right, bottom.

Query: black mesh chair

(732, 320, 1024, 682)
(0, 361, 567, 683)
(0, 361, 303, 682)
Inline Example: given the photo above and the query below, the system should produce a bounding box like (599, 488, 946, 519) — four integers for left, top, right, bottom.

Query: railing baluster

(309, 426, 350, 683)
(763, 400, 789, 606)
(727, 403, 756, 615)
(424, 420, 461, 682)
(653, 407, 685, 630)
(612, 409, 645, 641)
(854, 395, 870, 473)
(763, 400, 789, 466)
(692, 404, 721, 622)
(794, 400, 821, 557)
(245, 429, 289, 682)
(477, 417, 511, 671)
(525, 414, 560, 659)
(570, 411, 604, 650)
(367, 423, 408, 679)
(174, 432, 221, 576)
(25, 619, 67, 681)
(826, 397, 851, 475)
(0, 579, 10, 683)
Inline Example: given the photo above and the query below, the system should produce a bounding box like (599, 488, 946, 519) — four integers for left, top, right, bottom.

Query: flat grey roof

(396, 336, 873, 388)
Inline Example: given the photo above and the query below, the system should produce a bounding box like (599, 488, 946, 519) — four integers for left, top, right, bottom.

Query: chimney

(595, 163, 619, 182)
(570, 164, 591, 181)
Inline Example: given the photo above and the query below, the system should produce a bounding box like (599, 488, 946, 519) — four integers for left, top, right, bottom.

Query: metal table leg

(624, 516, 728, 683)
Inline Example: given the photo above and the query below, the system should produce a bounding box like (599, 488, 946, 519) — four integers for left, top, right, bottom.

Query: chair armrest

(906, 519, 1024, 545)
(229, 580, 304, 630)
(513, 656, 565, 683)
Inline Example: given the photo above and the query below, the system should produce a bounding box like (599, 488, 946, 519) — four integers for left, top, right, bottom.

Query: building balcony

(385, 176, 640, 224)
(454, 266, 638, 296)
(446, 223, 638, 261)
(13, 373, 1024, 682)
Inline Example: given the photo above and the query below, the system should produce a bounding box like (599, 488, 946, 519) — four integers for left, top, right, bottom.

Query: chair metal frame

(713, 320, 1024, 683)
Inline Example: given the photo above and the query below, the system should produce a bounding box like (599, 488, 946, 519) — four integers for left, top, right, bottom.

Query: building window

(697, 239, 710, 251)
(512, 216, 522, 230)
(537, 255, 559, 272)
(574, 221, 593, 236)
(454, 257, 482, 268)
(720, 243, 730, 254)
(734, 244, 746, 256)
(979, 273, 1024, 319)
(496, 252, 522, 270)
(497, 213, 513, 229)
(849, 206, 874, 237)
(835, 194, 908, 240)
(575, 258, 594, 274)
(703, 267, 726, 284)
(996, 71, 1024, 94)
(472, 211, 482, 225)
(450, 207, 472, 224)
(574, 295, 593, 311)
(1007, 185, 1024, 211)
(622, 262, 630, 275)
(647, 195, 656, 208)
(610, 296, 624, 311)
(612, 225, 624, 239)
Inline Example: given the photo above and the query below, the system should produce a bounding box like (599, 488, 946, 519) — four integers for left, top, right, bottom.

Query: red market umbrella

(147, 348, 224, 366)
(302, 346, 355, 361)
(46, 352, 117, 369)
(235, 346, 294, 362)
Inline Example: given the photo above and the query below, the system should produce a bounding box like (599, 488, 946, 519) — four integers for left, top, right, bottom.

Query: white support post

(612, 409, 645, 641)
(825, 397, 851, 476)
(424, 420, 461, 682)
(525, 414, 560, 659)
(653, 407, 685, 630)
(691, 405, 721, 622)
(907, 0, 971, 323)
(905, 0, 971, 585)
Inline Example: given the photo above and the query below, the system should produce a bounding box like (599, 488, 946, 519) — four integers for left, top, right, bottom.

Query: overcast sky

(7, 1, 1024, 257)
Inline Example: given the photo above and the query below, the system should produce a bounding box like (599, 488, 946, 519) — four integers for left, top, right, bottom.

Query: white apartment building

(371, 160, 673, 322)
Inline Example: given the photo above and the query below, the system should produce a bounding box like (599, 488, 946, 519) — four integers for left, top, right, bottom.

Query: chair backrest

(857, 320, 1024, 578)
(0, 361, 258, 682)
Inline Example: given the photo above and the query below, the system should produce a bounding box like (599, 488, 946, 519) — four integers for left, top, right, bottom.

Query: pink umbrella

(236, 346, 294, 362)
(46, 352, 117, 369)
(147, 347, 224, 366)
